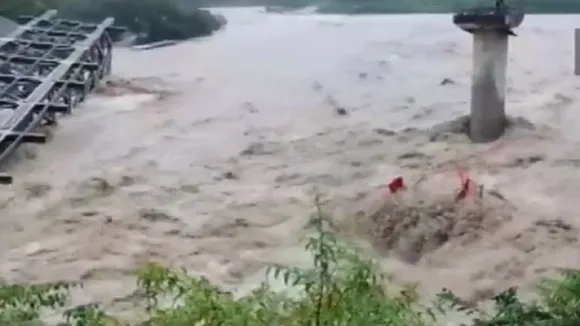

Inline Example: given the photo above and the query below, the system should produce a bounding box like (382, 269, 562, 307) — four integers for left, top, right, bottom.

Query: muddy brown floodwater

(1, 8, 580, 324)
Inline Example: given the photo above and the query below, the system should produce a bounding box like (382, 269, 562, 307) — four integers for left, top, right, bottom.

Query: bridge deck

(0, 11, 124, 184)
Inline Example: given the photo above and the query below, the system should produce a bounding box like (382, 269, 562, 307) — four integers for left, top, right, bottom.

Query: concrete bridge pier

(453, 1, 524, 143)
(469, 29, 509, 143)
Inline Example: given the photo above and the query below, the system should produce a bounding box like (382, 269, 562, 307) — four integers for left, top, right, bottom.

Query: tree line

(187, 0, 580, 13)
(0, 0, 226, 44)
(314, 0, 580, 14)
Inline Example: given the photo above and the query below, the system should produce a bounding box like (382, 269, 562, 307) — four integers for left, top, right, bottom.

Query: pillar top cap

(453, 1, 524, 34)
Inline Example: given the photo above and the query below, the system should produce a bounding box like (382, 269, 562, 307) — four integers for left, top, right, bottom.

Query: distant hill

(314, 0, 580, 14)
(0, 0, 226, 44)
(182, 0, 580, 13)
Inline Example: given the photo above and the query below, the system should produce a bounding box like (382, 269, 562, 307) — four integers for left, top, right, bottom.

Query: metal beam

(0, 12, 122, 183)
(2, 18, 114, 128)
(0, 10, 57, 49)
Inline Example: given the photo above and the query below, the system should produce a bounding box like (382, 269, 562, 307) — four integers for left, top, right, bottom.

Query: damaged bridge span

(0, 10, 125, 184)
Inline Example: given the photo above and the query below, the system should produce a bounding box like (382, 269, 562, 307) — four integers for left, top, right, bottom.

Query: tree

(0, 0, 226, 44)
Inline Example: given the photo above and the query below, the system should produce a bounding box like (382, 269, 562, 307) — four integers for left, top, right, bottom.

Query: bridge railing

(0, 10, 125, 184)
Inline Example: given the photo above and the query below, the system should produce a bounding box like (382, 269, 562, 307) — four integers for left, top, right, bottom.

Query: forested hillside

(0, 0, 226, 43)
(192, 0, 580, 13)
(314, 0, 580, 14)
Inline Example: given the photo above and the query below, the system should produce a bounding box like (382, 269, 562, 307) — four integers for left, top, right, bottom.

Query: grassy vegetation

(2, 195, 580, 325)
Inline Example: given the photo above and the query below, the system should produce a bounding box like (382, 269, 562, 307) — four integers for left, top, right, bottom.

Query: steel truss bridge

(0, 10, 124, 184)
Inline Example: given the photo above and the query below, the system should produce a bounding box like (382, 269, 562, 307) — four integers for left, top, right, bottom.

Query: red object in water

(387, 176, 406, 194)
(455, 177, 471, 202)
